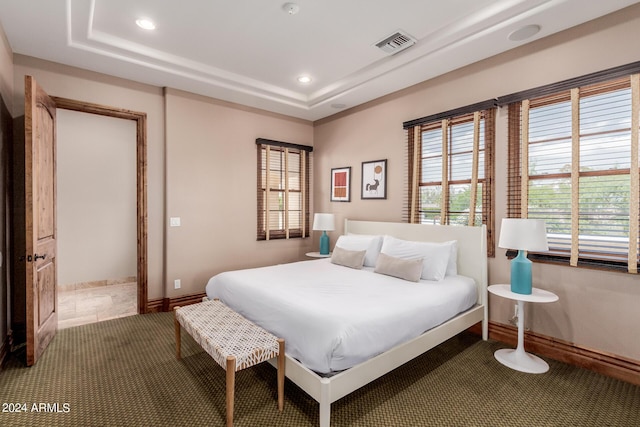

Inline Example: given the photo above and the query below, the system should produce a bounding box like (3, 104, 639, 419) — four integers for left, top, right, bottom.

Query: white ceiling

(1, 0, 639, 121)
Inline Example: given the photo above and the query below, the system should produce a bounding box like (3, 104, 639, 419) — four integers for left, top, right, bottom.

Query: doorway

(52, 96, 149, 317)
(56, 109, 137, 329)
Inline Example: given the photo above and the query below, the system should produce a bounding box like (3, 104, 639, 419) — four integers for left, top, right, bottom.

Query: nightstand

(305, 252, 331, 258)
(488, 284, 559, 373)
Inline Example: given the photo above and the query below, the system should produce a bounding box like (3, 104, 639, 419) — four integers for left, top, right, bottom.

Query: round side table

(488, 284, 558, 373)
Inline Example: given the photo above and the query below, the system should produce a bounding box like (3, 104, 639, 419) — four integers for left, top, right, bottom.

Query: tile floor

(58, 280, 138, 329)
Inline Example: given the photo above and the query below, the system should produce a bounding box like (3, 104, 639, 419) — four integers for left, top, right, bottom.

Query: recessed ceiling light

(508, 24, 541, 42)
(282, 3, 300, 15)
(297, 75, 312, 84)
(136, 18, 156, 30)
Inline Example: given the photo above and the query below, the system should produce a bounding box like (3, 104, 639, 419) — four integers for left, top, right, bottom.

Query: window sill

(505, 250, 635, 274)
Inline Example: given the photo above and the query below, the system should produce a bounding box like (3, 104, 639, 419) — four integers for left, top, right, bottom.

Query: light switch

(170, 217, 181, 227)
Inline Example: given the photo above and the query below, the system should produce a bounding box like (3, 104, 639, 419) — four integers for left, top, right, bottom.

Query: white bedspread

(205, 259, 477, 374)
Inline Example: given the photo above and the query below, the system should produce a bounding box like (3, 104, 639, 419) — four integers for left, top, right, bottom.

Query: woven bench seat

(174, 299, 284, 427)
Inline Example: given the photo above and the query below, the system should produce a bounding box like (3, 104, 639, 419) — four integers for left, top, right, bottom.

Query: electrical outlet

(509, 303, 518, 326)
(174, 279, 181, 289)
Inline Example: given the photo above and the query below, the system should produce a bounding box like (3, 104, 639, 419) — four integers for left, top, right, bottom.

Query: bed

(205, 219, 488, 427)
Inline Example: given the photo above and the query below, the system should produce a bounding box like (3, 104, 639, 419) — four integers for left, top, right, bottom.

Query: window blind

(405, 108, 495, 256)
(506, 76, 640, 273)
(256, 139, 312, 241)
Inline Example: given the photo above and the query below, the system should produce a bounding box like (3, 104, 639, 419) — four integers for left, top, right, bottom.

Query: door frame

(52, 96, 148, 314)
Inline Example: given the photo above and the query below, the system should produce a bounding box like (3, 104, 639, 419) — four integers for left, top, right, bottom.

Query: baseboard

(0, 336, 8, 369)
(165, 293, 207, 311)
(467, 322, 482, 336)
(146, 298, 165, 313)
(489, 321, 640, 386)
(145, 293, 207, 314)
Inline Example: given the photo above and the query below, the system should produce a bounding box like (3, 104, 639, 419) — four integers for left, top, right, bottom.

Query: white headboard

(344, 219, 488, 306)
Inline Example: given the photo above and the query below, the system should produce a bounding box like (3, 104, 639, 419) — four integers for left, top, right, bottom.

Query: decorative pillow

(445, 240, 458, 276)
(374, 253, 423, 282)
(330, 246, 366, 269)
(336, 234, 383, 267)
(380, 235, 451, 281)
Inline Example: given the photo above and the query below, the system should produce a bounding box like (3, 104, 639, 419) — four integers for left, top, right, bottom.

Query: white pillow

(335, 234, 383, 267)
(446, 240, 458, 276)
(380, 235, 452, 281)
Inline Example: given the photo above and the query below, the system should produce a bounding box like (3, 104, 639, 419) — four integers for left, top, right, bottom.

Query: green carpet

(1, 312, 638, 426)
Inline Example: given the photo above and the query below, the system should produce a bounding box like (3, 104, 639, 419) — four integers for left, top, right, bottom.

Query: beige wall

(313, 5, 640, 361)
(57, 109, 137, 285)
(164, 88, 314, 297)
(13, 55, 165, 299)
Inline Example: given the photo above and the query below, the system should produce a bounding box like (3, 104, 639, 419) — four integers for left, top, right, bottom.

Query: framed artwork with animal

(361, 159, 387, 199)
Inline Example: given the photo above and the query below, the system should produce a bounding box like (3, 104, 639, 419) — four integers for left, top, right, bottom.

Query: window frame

(405, 108, 496, 256)
(256, 138, 312, 241)
(506, 77, 640, 273)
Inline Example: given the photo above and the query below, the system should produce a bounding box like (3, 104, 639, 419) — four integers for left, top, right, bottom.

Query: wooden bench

(174, 299, 284, 427)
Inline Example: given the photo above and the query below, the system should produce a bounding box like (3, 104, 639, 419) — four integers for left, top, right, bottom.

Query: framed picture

(361, 159, 387, 199)
(331, 167, 351, 202)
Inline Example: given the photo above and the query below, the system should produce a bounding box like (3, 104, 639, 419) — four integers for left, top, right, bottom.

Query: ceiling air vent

(375, 31, 416, 55)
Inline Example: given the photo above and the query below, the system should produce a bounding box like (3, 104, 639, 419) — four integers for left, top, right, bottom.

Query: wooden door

(24, 76, 57, 366)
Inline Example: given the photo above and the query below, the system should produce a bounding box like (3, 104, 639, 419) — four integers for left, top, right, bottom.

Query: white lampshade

(312, 213, 335, 231)
(498, 218, 549, 252)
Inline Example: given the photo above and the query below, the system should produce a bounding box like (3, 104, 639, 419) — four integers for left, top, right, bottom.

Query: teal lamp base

(510, 250, 532, 295)
(319, 231, 330, 255)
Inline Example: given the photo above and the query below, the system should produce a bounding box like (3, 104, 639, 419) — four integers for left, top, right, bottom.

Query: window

(256, 138, 312, 240)
(405, 108, 496, 255)
(507, 75, 639, 273)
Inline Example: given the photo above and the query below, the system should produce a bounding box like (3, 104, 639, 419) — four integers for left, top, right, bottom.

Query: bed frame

(268, 219, 488, 427)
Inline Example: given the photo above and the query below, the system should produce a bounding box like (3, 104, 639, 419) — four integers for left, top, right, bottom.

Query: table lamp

(498, 218, 549, 295)
(312, 213, 335, 255)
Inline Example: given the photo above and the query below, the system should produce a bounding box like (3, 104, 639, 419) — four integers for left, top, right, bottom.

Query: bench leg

(226, 356, 236, 427)
(174, 307, 181, 360)
(277, 338, 285, 412)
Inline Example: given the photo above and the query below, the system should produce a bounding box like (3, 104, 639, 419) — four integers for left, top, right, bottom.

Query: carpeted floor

(1, 312, 638, 426)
